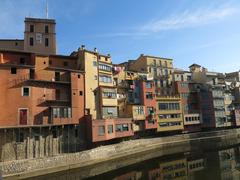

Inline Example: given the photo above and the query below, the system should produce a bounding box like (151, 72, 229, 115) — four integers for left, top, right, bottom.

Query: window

(79, 91, 83, 96)
(181, 93, 189, 99)
(146, 92, 153, 99)
(55, 72, 60, 81)
(99, 75, 112, 83)
(98, 126, 105, 135)
(99, 63, 112, 72)
(181, 83, 188, 88)
(102, 107, 118, 118)
(148, 120, 155, 125)
(30, 25, 34, 32)
(158, 103, 180, 110)
(22, 87, 30, 96)
(11, 67, 17, 74)
(135, 106, 144, 115)
(147, 107, 154, 115)
(116, 124, 129, 132)
(116, 124, 122, 132)
(159, 114, 180, 119)
(165, 61, 167, 67)
(29, 37, 34, 46)
(159, 121, 181, 127)
(149, 67, 152, 73)
(108, 125, 113, 134)
(122, 124, 129, 131)
(15, 42, 18, 46)
(146, 82, 152, 88)
(45, 25, 49, 33)
(165, 69, 168, 76)
(52, 107, 72, 118)
(63, 61, 68, 66)
(181, 75, 184, 81)
(93, 61, 97, 66)
(153, 59, 156, 65)
(49, 60, 52, 65)
(78, 74, 81, 78)
(102, 91, 116, 98)
(20, 58, 25, 64)
(45, 38, 49, 47)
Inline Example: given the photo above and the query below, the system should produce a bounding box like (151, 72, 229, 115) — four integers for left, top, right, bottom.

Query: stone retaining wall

(1, 128, 240, 178)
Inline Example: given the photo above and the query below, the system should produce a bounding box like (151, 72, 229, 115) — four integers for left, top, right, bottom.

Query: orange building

(0, 49, 86, 162)
(0, 50, 85, 127)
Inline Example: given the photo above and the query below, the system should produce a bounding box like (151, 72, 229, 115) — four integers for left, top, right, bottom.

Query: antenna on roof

(46, 0, 49, 19)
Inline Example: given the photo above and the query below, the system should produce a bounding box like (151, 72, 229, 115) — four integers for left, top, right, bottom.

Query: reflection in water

(88, 146, 240, 180)
(26, 145, 240, 180)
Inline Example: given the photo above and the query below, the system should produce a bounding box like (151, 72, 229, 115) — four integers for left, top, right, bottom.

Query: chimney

(107, 53, 111, 57)
(80, 45, 85, 50)
(94, 47, 98, 52)
(140, 54, 144, 56)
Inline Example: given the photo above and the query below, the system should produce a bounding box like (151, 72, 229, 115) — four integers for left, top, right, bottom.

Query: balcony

(38, 94, 70, 106)
(48, 107, 74, 125)
(156, 95, 180, 101)
(157, 121, 184, 132)
(117, 81, 128, 89)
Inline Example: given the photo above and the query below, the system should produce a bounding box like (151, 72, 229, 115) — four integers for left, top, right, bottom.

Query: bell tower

(24, 17, 56, 55)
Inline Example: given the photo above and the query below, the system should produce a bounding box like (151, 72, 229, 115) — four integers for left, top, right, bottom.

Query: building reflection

(26, 146, 240, 180)
(218, 148, 240, 180)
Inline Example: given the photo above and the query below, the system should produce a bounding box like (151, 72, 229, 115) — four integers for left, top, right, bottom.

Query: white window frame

(22, 86, 31, 97)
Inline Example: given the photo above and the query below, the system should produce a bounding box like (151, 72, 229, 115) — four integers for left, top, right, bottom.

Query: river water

(27, 143, 240, 180)
(86, 145, 240, 180)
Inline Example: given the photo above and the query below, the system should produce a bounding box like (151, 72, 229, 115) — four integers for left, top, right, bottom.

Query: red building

(174, 81, 202, 132)
(140, 80, 158, 131)
(86, 117, 134, 143)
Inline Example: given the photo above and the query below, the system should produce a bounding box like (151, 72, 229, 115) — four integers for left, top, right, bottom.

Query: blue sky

(0, 0, 240, 72)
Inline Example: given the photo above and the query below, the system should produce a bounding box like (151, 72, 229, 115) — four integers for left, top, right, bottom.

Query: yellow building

(156, 96, 184, 132)
(160, 158, 187, 180)
(125, 105, 146, 120)
(72, 46, 117, 119)
(128, 54, 174, 95)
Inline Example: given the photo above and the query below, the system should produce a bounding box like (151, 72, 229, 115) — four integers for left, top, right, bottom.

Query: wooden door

(19, 109, 28, 125)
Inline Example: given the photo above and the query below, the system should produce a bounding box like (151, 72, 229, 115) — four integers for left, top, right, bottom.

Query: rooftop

(0, 39, 24, 41)
(189, 63, 201, 68)
(139, 54, 173, 61)
(24, 17, 56, 24)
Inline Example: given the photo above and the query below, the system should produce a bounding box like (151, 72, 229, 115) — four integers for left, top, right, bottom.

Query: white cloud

(141, 6, 238, 32)
(95, 5, 239, 38)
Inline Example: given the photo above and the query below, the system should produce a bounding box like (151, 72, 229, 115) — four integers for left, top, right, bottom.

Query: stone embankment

(1, 128, 240, 179)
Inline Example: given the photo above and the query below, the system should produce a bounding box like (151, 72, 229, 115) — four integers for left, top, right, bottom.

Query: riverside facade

(0, 17, 240, 162)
